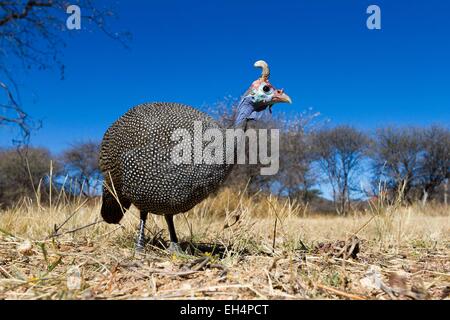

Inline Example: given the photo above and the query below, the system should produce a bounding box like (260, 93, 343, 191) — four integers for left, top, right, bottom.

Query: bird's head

(235, 60, 292, 125)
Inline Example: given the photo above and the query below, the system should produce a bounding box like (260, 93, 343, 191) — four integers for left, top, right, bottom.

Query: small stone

(17, 240, 33, 256)
(360, 265, 383, 291)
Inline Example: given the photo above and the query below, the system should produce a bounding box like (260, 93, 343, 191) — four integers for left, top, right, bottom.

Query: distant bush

(0, 147, 56, 207)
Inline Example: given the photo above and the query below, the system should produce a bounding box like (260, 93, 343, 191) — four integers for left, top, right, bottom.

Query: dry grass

(0, 188, 449, 300)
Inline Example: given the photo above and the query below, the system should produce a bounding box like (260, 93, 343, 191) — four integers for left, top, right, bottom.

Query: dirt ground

(0, 193, 449, 300)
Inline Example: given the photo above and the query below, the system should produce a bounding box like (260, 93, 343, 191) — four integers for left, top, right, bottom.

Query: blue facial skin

(234, 84, 274, 126)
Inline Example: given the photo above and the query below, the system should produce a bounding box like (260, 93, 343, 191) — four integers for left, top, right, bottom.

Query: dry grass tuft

(0, 188, 449, 300)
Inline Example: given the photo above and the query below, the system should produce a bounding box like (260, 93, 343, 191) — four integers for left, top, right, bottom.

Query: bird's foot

(135, 236, 146, 253)
(168, 242, 184, 256)
(135, 243, 145, 253)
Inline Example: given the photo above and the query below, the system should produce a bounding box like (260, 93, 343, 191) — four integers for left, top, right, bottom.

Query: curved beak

(273, 89, 292, 104)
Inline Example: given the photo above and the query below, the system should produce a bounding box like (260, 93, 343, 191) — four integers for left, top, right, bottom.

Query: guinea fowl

(99, 60, 292, 251)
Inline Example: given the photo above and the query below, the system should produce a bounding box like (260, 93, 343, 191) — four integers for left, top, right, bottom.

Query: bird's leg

(164, 214, 183, 254)
(136, 211, 148, 252)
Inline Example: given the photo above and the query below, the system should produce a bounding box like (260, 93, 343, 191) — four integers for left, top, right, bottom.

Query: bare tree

(371, 126, 424, 203)
(59, 140, 102, 197)
(277, 114, 321, 204)
(311, 126, 369, 214)
(417, 125, 450, 202)
(0, 0, 129, 144)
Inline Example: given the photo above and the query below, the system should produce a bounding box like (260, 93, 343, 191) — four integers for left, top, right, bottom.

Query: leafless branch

(0, 0, 53, 26)
(0, 0, 130, 145)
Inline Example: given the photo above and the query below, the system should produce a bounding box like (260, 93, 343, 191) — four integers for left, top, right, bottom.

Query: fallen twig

(317, 284, 367, 300)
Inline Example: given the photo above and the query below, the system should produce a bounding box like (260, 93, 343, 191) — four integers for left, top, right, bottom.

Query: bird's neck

(221, 96, 256, 173)
(233, 96, 256, 129)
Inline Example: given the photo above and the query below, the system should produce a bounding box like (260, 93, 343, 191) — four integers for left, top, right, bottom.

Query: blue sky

(1, 0, 449, 152)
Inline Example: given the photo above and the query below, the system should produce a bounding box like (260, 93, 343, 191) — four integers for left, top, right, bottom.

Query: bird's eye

(263, 85, 271, 93)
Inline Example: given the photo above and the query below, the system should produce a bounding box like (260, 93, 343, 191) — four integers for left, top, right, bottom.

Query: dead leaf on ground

(314, 236, 361, 259)
(388, 271, 409, 294)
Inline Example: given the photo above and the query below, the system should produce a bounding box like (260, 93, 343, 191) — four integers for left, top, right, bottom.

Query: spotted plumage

(100, 102, 231, 221)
